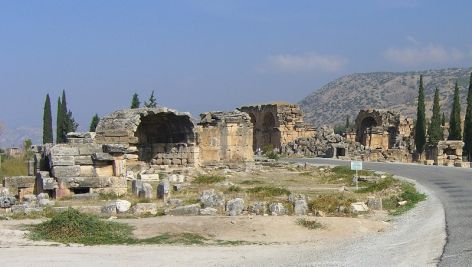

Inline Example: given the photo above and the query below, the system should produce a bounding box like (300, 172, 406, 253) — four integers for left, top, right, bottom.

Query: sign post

(350, 161, 363, 190)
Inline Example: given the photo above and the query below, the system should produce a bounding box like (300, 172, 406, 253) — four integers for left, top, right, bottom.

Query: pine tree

(89, 114, 100, 132)
(415, 75, 427, 157)
(130, 93, 140, 109)
(56, 97, 63, 143)
(428, 88, 442, 144)
(42, 94, 53, 144)
(144, 90, 157, 108)
(463, 73, 472, 160)
(441, 112, 446, 126)
(448, 82, 462, 140)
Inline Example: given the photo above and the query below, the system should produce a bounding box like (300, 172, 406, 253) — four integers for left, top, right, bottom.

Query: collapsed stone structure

(239, 103, 315, 151)
(4, 107, 254, 199)
(426, 140, 467, 167)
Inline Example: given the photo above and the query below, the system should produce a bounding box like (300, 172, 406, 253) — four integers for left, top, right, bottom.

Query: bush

(193, 175, 225, 184)
(309, 194, 356, 214)
(382, 182, 427, 216)
(262, 144, 280, 160)
(29, 209, 133, 245)
(246, 186, 290, 197)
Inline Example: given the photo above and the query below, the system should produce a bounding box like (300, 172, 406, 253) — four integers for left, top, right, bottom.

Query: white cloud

(261, 52, 347, 73)
(384, 43, 465, 65)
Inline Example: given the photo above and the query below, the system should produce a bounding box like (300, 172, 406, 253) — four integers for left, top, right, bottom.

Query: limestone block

(94, 164, 114, 177)
(50, 145, 79, 156)
(115, 200, 131, 213)
(165, 204, 200, 216)
(226, 198, 244, 216)
(139, 183, 153, 199)
(200, 189, 225, 210)
(75, 155, 94, 165)
(157, 180, 170, 199)
(124, 154, 139, 160)
(132, 180, 144, 196)
(49, 155, 75, 167)
(139, 173, 160, 181)
(52, 165, 81, 178)
(200, 207, 218, 216)
(269, 203, 286, 216)
(103, 144, 128, 154)
(101, 202, 117, 214)
(80, 166, 95, 177)
(131, 203, 158, 216)
(3, 176, 36, 189)
(92, 153, 114, 161)
(248, 202, 267, 215)
(42, 177, 58, 190)
(293, 199, 308, 215)
(77, 144, 103, 156)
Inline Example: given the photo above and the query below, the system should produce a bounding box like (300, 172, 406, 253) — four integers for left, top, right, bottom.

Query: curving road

(287, 158, 472, 267)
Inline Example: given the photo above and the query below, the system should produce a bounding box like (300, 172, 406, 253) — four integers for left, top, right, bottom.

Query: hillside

(299, 67, 472, 127)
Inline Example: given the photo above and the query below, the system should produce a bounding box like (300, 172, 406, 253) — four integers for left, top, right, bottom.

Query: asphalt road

(287, 158, 472, 267)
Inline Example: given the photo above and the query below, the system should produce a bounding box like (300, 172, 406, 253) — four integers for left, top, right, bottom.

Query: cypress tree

(345, 115, 350, 130)
(448, 82, 462, 140)
(58, 90, 78, 142)
(42, 94, 53, 144)
(428, 88, 442, 144)
(131, 93, 140, 109)
(415, 75, 427, 157)
(441, 112, 446, 126)
(144, 90, 157, 108)
(463, 73, 472, 160)
(89, 114, 100, 132)
(56, 97, 63, 143)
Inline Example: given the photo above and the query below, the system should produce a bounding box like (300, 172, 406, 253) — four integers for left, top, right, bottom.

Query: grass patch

(0, 157, 28, 183)
(296, 218, 323, 229)
(98, 192, 122, 200)
(387, 182, 426, 216)
(193, 175, 226, 184)
(226, 185, 242, 193)
(29, 209, 250, 246)
(239, 180, 263, 185)
(246, 186, 290, 197)
(308, 193, 356, 215)
(356, 177, 396, 193)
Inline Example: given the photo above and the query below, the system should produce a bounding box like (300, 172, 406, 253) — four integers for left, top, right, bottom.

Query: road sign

(350, 161, 363, 171)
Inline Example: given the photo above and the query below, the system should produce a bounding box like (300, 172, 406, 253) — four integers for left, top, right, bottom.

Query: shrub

(356, 177, 396, 193)
(193, 175, 225, 184)
(296, 218, 323, 230)
(308, 194, 356, 214)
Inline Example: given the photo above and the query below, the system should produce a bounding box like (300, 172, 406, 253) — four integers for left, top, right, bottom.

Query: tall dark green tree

(89, 114, 100, 132)
(428, 88, 442, 144)
(463, 73, 472, 160)
(56, 97, 64, 143)
(130, 93, 140, 109)
(448, 82, 462, 140)
(42, 94, 53, 144)
(57, 90, 78, 143)
(144, 90, 157, 108)
(441, 112, 446, 126)
(415, 75, 427, 157)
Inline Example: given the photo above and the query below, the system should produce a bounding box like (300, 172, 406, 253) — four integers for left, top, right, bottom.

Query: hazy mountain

(0, 126, 41, 148)
(299, 67, 472, 127)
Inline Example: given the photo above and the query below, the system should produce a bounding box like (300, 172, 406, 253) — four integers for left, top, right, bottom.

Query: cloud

(260, 52, 347, 73)
(384, 43, 465, 65)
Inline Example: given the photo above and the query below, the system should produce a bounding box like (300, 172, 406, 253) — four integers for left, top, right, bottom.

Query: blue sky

(1, 0, 472, 134)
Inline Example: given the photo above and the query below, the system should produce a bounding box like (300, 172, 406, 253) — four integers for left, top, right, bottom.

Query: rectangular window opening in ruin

(70, 187, 91, 195)
(336, 147, 346, 157)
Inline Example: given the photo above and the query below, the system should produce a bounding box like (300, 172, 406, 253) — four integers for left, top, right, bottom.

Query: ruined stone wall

(239, 103, 315, 151)
(197, 111, 253, 165)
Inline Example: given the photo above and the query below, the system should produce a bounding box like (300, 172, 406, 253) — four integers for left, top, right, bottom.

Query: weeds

(193, 175, 226, 184)
(356, 177, 396, 193)
(308, 193, 356, 214)
(296, 218, 323, 229)
(246, 186, 290, 197)
(239, 180, 263, 185)
(386, 182, 426, 216)
(226, 185, 242, 193)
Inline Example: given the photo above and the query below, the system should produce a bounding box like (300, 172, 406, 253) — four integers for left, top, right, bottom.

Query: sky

(1, 0, 472, 136)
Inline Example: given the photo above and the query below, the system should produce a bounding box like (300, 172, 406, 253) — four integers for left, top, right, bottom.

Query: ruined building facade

(5, 107, 254, 198)
(238, 103, 315, 151)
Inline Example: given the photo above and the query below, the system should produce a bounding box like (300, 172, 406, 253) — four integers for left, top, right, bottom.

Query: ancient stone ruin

(238, 103, 315, 151)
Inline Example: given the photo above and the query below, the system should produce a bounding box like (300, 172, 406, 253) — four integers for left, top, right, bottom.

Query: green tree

(130, 93, 140, 109)
(463, 73, 472, 160)
(428, 88, 442, 144)
(144, 90, 157, 108)
(441, 112, 446, 126)
(42, 94, 53, 144)
(56, 97, 64, 143)
(57, 90, 78, 143)
(415, 75, 427, 157)
(448, 82, 462, 140)
(89, 114, 100, 132)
